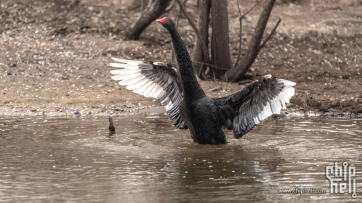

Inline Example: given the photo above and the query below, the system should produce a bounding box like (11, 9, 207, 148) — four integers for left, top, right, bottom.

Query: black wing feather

(212, 75, 295, 138)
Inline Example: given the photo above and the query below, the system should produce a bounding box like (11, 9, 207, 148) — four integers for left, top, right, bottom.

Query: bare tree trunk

(192, 0, 210, 79)
(210, 0, 232, 76)
(221, 0, 276, 82)
(124, 0, 172, 40)
(171, 0, 278, 82)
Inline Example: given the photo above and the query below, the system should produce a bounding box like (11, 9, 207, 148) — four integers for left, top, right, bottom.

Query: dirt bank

(0, 0, 361, 115)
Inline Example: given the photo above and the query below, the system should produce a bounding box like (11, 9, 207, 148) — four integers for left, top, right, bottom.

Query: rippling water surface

(0, 112, 361, 202)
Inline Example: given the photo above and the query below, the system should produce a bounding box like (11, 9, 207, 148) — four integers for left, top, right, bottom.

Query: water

(0, 112, 361, 202)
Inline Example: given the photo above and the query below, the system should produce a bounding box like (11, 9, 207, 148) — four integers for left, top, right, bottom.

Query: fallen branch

(323, 58, 333, 69)
(259, 18, 281, 50)
(70, 3, 82, 13)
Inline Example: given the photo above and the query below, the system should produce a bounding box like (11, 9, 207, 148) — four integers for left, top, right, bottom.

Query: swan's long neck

(168, 28, 206, 99)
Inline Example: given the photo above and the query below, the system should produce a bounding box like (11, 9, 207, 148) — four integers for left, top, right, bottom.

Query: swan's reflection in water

(0, 114, 361, 202)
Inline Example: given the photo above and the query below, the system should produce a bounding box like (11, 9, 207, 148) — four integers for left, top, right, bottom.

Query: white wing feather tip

(278, 78, 296, 87)
(110, 69, 140, 74)
(110, 63, 142, 69)
(154, 62, 166, 66)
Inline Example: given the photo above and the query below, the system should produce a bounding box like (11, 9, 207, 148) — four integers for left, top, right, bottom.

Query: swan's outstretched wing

(110, 58, 187, 129)
(212, 75, 296, 138)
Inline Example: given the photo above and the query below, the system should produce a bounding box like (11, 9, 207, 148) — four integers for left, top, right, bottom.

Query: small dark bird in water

(108, 116, 116, 134)
(109, 17, 295, 145)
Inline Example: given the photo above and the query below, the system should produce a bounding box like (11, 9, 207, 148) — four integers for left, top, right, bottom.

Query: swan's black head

(156, 17, 175, 30)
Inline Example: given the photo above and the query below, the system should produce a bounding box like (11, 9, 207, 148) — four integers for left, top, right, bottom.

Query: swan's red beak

(156, 18, 167, 24)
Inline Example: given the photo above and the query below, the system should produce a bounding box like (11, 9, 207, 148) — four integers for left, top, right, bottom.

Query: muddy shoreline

(0, 0, 361, 115)
(0, 107, 359, 119)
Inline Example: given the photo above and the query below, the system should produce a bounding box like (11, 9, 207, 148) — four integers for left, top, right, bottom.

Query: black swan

(109, 17, 295, 145)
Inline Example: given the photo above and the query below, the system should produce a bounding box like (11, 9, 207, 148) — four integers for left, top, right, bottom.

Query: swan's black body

(109, 18, 295, 145)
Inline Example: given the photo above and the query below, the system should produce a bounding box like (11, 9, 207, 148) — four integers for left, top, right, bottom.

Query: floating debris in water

(108, 115, 116, 134)
(74, 110, 81, 117)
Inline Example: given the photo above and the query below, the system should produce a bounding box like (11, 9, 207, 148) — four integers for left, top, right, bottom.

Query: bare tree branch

(259, 18, 281, 50)
(221, 0, 277, 82)
(234, 0, 261, 68)
(234, 18, 243, 68)
(242, 0, 261, 17)
(211, 21, 217, 77)
(124, 0, 172, 40)
(176, 0, 211, 73)
(198, 63, 204, 79)
(236, 0, 241, 15)
(165, 0, 176, 13)
(141, 0, 145, 12)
